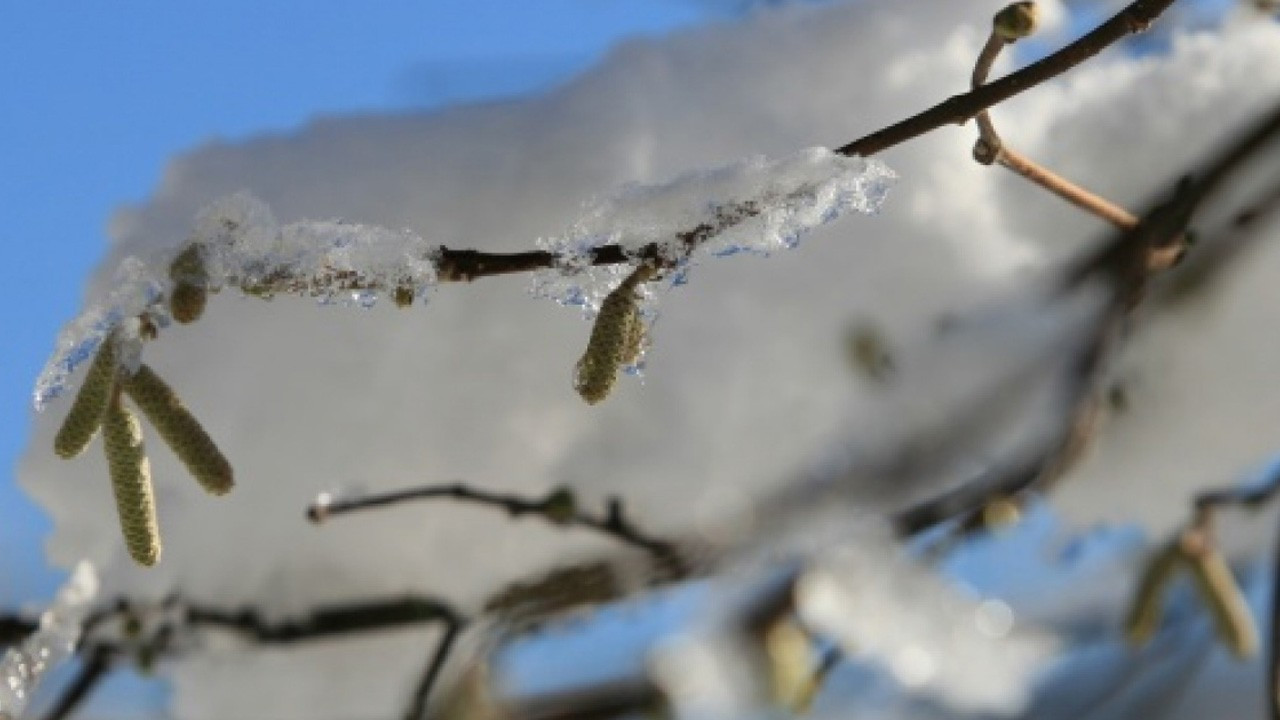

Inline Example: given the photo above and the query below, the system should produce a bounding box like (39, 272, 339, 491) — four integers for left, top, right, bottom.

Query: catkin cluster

(1125, 533, 1257, 658)
(574, 266, 652, 405)
(54, 337, 234, 566)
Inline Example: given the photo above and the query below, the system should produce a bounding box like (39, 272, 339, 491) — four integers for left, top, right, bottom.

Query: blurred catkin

(103, 393, 161, 566)
(1123, 541, 1183, 646)
(123, 364, 234, 495)
(54, 339, 118, 458)
(1185, 544, 1258, 658)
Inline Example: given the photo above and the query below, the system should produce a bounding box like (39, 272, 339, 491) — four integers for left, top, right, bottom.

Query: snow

(18, 1, 1280, 718)
(0, 563, 98, 720)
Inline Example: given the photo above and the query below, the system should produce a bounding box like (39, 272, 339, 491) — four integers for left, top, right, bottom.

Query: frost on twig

(0, 563, 99, 720)
(33, 196, 442, 412)
(532, 147, 895, 315)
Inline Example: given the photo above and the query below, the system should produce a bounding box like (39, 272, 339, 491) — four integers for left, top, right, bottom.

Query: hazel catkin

(103, 392, 161, 566)
(123, 364, 234, 496)
(1185, 544, 1258, 658)
(54, 339, 118, 459)
(1123, 541, 1183, 646)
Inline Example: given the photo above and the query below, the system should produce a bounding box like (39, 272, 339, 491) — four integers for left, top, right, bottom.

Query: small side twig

(38, 647, 112, 720)
(308, 483, 686, 573)
(971, 4, 1144, 234)
(185, 596, 462, 644)
(404, 613, 466, 720)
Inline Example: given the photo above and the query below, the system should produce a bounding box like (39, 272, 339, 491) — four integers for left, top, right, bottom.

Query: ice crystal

(0, 562, 99, 720)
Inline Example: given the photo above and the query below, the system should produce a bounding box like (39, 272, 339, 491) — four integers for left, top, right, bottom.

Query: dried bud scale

(123, 364, 234, 496)
(54, 339, 119, 459)
(103, 392, 161, 566)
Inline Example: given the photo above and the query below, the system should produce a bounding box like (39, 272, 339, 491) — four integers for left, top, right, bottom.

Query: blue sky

(0, 1, 740, 602)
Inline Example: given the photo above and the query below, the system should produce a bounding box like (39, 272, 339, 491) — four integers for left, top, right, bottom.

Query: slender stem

(970, 28, 1139, 230)
(839, 0, 1176, 157)
(308, 483, 685, 569)
(40, 648, 111, 720)
(403, 617, 465, 720)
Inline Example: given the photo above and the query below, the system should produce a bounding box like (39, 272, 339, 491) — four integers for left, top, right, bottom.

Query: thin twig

(839, 0, 1175, 157)
(404, 616, 466, 720)
(308, 483, 686, 572)
(0, 616, 37, 646)
(970, 14, 1140, 231)
(185, 596, 462, 644)
(39, 647, 111, 720)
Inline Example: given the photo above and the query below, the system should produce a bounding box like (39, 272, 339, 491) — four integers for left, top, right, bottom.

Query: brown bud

(169, 282, 208, 324)
(103, 392, 161, 566)
(393, 285, 415, 308)
(539, 488, 577, 526)
(123, 364, 234, 496)
(54, 339, 118, 458)
(993, 2, 1039, 42)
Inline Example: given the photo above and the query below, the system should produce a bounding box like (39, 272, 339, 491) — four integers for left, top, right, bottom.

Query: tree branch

(838, 0, 1175, 157)
(184, 596, 463, 644)
(225, 0, 1181, 292)
(404, 615, 466, 720)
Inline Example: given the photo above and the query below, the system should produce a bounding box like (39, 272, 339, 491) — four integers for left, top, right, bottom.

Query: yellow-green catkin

(993, 1, 1039, 41)
(1185, 545, 1259, 658)
(574, 267, 651, 405)
(123, 364, 234, 496)
(103, 392, 161, 566)
(169, 244, 208, 324)
(54, 339, 119, 459)
(1124, 541, 1184, 646)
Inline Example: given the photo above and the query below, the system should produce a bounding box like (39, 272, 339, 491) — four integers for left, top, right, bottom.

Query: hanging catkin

(54, 338, 118, 458)
(103, 392, 161, 566)
(1123, 540, 1183, 646)
(574, 266, 652, 405)
(123, 364, 234, 496)
(1185, 544, 1258, 658)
